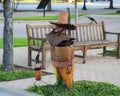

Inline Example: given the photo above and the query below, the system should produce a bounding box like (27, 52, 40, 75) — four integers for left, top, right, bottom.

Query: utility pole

(75, 0, 78, 24)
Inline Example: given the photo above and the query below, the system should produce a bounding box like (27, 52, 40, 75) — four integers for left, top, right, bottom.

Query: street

(0, 2, 120, 39)
(0, 1, 120, 11)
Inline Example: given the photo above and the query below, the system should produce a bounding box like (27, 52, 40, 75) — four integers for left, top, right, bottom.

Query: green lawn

(27, 80, 120, 96)
(0, 38, 117, 57)
(107, 10, 120, 15)
(104, 49, 117, 57)
(0, 14, 85, 20)
(105, 12, 120, 15)
(0, 64, 34, 81)
(0, 38, 28, 48)
(0, 11, 120, 20)
(0, 12, 120, 21)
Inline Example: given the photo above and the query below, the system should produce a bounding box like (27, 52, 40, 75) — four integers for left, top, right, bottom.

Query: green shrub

(116, 10, 120, 13)
(0, 65, 34, 81)
(99, 48, 117, 57)
(27, 80, 120, 96)
(0, 69, 34, 81)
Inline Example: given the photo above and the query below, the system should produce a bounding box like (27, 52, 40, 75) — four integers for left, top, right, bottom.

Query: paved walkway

(1, 48, 120, 89)
(0, 47, 120, 96)
(0, 83, 40, 96)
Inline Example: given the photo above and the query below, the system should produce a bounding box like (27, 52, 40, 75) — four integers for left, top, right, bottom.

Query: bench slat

(74, 40, 117, 46)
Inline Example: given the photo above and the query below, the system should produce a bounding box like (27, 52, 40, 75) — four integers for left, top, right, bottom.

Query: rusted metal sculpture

(47, 11, 76, 88)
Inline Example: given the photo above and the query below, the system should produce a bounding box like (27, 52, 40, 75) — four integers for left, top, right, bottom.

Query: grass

(0, 64, 34, 82)
(0, 64, 53, 82)
(1, 12, 119, 21)
(0, 14, 85, 20)
(104, 49, 117, 57)
(0, 38, 117, 57)
(0, 38, 28, 48)
(13, 15, 58, 20)
(105, 12, 120, 15)
(103, 11, 120, 15)
(27, 80, 120, 96)
(13, 38, 28, 47)
(98, 48, 117, 57)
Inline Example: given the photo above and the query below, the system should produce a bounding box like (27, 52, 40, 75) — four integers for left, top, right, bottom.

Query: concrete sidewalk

(0, 48, 120, 90)
(0, 84, 40, 96)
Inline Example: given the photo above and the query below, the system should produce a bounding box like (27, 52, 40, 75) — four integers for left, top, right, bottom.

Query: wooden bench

(69, 21, 118, 63)
(26, 21, 118, 69)
(26, 24, 54, 69)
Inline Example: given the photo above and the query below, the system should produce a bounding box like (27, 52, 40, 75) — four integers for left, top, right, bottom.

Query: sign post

(37, 0, 51, 17)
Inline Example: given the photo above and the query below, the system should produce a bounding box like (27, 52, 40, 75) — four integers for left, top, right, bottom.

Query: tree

(3, 0, 14, 70)
(109, 0, 114, 9)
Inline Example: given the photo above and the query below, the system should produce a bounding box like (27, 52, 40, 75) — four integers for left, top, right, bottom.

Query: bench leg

(83, 58, 86, 64)
(74, 47, 87, 64)
(103, 46, 106, 57)
(42, 47, 46, 70)
(117, 34, 120, 58)
(82, 46, 87, 64)
(117, 47, 119, 58)
(28, 48, 32, 66)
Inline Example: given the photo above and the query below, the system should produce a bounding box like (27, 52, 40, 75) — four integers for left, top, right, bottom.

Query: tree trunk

(3, 0, 14, 70)
(109, 0, 114, 9)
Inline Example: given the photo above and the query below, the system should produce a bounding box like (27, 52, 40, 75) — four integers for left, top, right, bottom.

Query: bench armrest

(28, 37, 47, 47)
